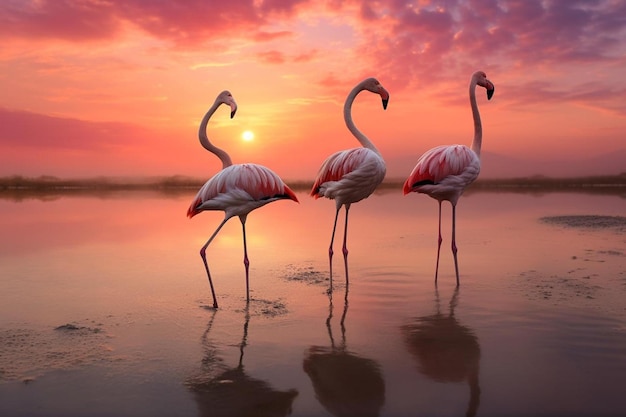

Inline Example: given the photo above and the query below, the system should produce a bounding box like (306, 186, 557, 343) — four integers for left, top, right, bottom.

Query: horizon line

(1, 173, 626, 193)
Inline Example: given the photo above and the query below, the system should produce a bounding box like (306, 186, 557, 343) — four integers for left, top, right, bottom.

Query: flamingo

(311, 77, 389, 288)
(403, 71, 495, 286)
(187, 90, 299, 308)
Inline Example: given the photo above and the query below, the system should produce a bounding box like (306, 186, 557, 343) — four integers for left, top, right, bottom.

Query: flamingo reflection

(303, 287, 386, 417)
(186, 308, 298, 417)
(402, 287, 481, 417)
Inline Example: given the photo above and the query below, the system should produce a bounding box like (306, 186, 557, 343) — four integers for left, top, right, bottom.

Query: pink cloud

(0, 107, 205, 177)
(0, 107, 151, 151)
(118, 0, 263, 45)
(0, 0, 306, 46)
(0, 0, 120, 41)
(4, 1, 624, 68)
(257, 50, 287, 64)
(256, 48, 319, 64)
(253, 30, 294, 41)
(328, 0, 626, 116)
(293, 49, 319, 63)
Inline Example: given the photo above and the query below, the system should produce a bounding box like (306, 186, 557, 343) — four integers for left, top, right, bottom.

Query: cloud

(308, 0, 626, 120)
(0, 107, 151, 151)
(0, 0, 306, 46)
(256, 48, 319, 64)
(256, 50, 287, 64)
(293, 49, 319, 63)
(4, 1, 624, 68)
(502, 80, 626, 116)
(343, 1, 626, 85)
(0, 0, 120, 41)
(253, 30, 294, 41)
(2, 1, 625, 116)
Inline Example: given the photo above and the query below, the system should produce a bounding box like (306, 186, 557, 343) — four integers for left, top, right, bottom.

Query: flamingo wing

(188, 164, 298, 218)
(310, 148, 385, 200)
(403, 145, 479, 195)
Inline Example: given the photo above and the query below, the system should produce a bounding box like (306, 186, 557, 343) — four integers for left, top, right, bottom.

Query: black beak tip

(230, 110, 237, 118)
(487, 87, 495, 100)
(382, 98, 389, 110)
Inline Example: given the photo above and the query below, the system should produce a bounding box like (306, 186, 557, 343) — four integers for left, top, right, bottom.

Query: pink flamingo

(311, 78, 389, 288)
(187, 90, 299, 308)
(403, 71, 495, 286)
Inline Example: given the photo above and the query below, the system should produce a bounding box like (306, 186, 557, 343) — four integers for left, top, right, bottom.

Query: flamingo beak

(486, 81, 495, 100)
(379, 87, 390, 110)
(230, 104, 237, 118)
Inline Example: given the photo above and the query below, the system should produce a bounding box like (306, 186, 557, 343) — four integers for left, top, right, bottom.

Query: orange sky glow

(1, 0, 625, 180)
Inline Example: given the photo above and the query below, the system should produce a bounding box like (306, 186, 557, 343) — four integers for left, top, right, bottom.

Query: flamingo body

(403, 144, 480, 206)
(403, 71, 494, 286)
(312, 77, 389, 288)
(189, 90, 298, 308)
(188, 163, 298, 219)
(311, 147, 386, 206)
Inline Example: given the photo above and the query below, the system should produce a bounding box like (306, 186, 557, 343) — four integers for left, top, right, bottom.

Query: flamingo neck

(469, 79, 482, 158)
(199, 101, 233, 169)
(344, 85, 380, 154)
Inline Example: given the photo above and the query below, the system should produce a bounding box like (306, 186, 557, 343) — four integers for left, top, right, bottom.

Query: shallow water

(1, 189, 625, 416)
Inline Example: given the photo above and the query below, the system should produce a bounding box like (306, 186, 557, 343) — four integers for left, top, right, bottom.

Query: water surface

(1, 189, 625, 416)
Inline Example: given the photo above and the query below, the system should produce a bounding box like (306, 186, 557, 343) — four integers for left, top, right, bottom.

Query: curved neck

(469, 79, 482, 158)
(199, 102, 233, 169)
(344, 86, 380, 154)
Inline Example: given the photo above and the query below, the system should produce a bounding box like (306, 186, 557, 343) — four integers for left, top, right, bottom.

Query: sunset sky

(1, 0, 625, 180)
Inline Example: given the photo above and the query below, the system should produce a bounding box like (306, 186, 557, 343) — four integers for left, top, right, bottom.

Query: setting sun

(242, 130, 254, 142)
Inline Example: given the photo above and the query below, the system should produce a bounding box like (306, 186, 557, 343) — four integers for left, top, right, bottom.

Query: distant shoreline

(1, 174, 625, 196)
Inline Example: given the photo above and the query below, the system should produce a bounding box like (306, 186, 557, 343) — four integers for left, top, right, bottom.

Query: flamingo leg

(342, 204, 351, 285)
(342, 204, 350, 258)
(451, 203, 460, 286)
(200, 218, 230, 308)
(328, 206, 341, 292)
(239, 215, 250, 302)
(435, 201, 443, 284)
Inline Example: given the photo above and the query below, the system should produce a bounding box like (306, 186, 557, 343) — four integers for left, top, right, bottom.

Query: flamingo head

(473, 71, 495, 100)
(361, 77, 390, 110)
(216, 90, 238, 118)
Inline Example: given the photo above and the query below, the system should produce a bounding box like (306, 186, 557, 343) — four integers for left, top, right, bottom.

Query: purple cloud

(0, 0, 120, 41)
(356, 0, 626, 83)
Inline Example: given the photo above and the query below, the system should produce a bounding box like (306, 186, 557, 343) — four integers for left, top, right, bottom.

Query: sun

(242, 130, 254, 142)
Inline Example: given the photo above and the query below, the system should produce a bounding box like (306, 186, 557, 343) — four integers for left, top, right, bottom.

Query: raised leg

(239, 215, 250, 302)
(200, 218, 230, 308)
(435, 201, 443, 284)
(328, 206, 341, 293)
(451, 203, 460, 286)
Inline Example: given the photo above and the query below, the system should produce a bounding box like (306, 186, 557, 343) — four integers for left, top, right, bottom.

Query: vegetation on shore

(1, 173, 625, 197)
